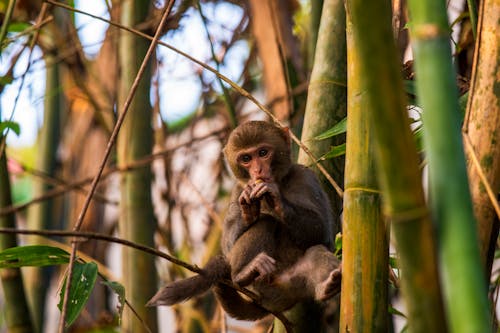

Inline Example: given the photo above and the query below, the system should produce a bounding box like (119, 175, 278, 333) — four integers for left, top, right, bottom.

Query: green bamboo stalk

(117, 1, 158, 332)
(297, 0, 347, 227)
(273, 1, 346, 331)
(26, 54, 62, 332)
(346, 0, 447, 332)
(339, 14, 388, 332)
(406, 0, 491, 332)
(0, 145, 35, 333)
(308, 0, 324, 69)
(463, 0, 500, 281)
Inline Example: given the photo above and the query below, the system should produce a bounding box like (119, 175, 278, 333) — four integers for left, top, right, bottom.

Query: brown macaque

(147, 121, 341, 320)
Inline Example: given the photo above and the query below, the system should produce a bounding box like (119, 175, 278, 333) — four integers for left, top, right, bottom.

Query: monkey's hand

(239, 184, 261, 225)
(250, 180, 284, 220)
(233, 252, 276, 287)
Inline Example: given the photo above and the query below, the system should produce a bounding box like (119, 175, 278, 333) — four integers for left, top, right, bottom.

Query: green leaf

(0, 120, 20, 136)
(314, 117, 347, 140)
(334, 232, 342, 258)
(102, 281, 125, 324)
(7, 22, 30, 33)
(389, 256, 398, 269)
(389, 305, 407, 318)
(320, 143, 346, 160)
(59, 262, 98, 328)
(0, 245, 70, 268)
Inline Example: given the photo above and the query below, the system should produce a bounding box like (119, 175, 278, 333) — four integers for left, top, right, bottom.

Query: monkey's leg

(228, 215, 278, 286)
(274, 245, 341, 301)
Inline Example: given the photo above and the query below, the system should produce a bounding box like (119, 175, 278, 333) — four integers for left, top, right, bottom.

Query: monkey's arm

(277, 165, 334, 249)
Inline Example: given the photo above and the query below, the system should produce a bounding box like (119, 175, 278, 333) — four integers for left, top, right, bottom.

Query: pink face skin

(237, 145, 274, 184)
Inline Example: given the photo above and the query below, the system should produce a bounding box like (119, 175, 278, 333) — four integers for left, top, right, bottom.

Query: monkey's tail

(146, 255, 230, 307)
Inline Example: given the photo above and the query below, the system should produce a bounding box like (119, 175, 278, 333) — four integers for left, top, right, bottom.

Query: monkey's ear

(281, 126, 291, 146)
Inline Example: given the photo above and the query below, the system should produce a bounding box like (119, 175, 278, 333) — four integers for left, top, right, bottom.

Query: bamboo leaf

(320, 143, 346, 159)
(0, 120, 20, 136)
(0, 245, 69, 268)
(314, 117, 347, 140)
(7, 22, 30, 33)
(58, 262, 98, 328)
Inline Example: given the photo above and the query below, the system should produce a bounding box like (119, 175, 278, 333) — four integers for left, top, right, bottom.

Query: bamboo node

(413, 23, 448, 40)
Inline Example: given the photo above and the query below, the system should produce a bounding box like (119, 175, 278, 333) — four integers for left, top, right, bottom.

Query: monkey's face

(224, 121, 292, 184)
(236, 144, 275, 184)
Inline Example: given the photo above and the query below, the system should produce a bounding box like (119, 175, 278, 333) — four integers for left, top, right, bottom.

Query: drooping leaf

(102, 281, 125, 324)
(389, 306, 407, 318)
(0, 245, 70, 268)
(58, 262, 98, 328)
(0, 120, 20, 136)
(314, 117, 347, 140)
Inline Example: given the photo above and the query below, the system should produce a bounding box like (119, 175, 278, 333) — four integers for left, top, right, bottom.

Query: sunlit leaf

(58, 262, 98, 328)
(7, 22, 30, 33)
(334, 232, 342, 258)
(0, 245, 69, 268)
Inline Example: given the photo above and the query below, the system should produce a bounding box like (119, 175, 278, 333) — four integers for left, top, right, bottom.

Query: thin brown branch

(463, 134, 500, 220)
(11, 158, 117, 205)
(0, 226, 292, 331)
(0, 127, 227, 217)
(58, 3, 176, 332)
(45, 0, 343, 198)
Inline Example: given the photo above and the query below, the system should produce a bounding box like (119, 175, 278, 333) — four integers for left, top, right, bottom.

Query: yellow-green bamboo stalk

(463, 0, 500, 281)
(339, 14, 388, 332)
(346, 0, 447, 331)
(117, 1, 158, 332)
(407, 0, 492, 331)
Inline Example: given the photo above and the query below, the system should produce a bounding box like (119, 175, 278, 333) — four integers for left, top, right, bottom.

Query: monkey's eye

(240, 154, 251, 163)
(258, 148, 268, 157)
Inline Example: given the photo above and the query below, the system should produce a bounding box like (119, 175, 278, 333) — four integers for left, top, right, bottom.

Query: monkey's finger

(250, 183, 269, 199)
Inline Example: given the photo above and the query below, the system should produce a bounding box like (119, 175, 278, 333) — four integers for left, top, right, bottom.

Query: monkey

(147, 121, 342, 320)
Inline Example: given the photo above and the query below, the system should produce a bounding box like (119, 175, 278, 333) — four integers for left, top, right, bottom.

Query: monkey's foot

(316, 265, 342, 301)
(234, 252, 276, 286)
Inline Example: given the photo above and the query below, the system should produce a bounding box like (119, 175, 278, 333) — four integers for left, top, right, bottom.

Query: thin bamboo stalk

(407, 0, 492, 331)
(273, 1, 346, 331)
(339, 14, 388, 332)
(0, 148, 35, 333)
(26, 53, 62, 332)
(297, 0, 347, 231)
(117, 0, 159, 332)
(346, 0, 447, 331)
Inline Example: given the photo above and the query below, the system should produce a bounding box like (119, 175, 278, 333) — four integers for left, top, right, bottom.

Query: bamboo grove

(0, 0, 498, 332)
